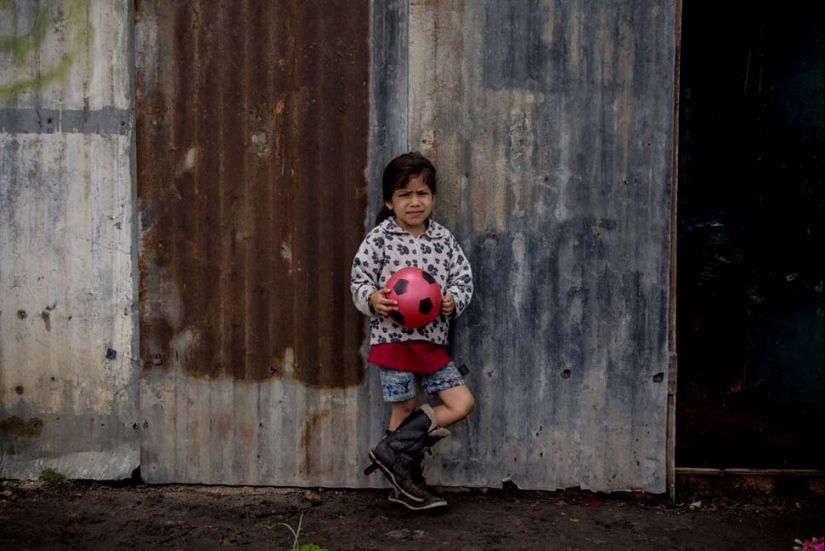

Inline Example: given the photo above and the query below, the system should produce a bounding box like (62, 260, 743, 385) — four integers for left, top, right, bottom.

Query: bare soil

(1, 480, 822, 551)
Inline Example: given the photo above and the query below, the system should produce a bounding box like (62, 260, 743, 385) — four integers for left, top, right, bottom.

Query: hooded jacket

(350, 217, 473, 345)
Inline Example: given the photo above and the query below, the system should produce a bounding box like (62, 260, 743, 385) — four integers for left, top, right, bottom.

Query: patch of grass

(40, 469, 74, 490)
(268, 513, 329, 551)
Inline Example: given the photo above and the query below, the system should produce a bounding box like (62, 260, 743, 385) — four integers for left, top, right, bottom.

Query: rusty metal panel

(0, 0, 139, 479)
(408, 0, 677, 493)
(136, 0, 373, 484)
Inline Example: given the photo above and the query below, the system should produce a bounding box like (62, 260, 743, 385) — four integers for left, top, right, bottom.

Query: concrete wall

(0, 0, 138, 479)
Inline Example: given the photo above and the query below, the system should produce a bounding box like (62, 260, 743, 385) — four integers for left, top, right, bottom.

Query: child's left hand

(441, 294, 455, 317)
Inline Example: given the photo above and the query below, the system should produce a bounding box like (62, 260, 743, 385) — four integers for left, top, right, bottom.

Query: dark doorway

(676, 2, 824, 469)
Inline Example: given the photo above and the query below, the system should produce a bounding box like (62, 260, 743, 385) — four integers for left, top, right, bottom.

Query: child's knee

(451, 390, 474, 421)
(461, 392, 475, 419)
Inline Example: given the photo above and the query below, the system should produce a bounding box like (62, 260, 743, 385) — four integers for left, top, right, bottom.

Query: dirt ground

(1, 479, 822, 551)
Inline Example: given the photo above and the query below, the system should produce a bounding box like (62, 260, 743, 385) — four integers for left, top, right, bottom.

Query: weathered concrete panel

(0, 0, 139, 480)
(408, 0, 677, 492)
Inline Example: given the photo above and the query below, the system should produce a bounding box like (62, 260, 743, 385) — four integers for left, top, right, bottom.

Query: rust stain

(0, 417, 44, 439)
(136, 1, 369, 387)
(40, 310, 51, 331)
(238, 422, 254, 442)
(214, 413, 233, 441)
(299, 408, 331, 475)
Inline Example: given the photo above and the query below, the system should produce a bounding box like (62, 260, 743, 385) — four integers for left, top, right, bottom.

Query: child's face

(386, 175, 434, 236)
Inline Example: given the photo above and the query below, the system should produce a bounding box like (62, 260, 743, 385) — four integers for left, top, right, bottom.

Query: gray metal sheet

(407, 0, 677, 492)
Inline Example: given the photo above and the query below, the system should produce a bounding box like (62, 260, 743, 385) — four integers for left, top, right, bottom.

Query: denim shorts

(376, 361, 466, 403)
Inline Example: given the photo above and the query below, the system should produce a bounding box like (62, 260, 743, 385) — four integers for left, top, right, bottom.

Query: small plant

(271, 513, 328, 551)
(794, 537, 824, 551)
(40, 468, 73, 489)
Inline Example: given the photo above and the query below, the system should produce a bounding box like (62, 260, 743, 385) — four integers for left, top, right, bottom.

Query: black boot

(388, 429, 451, 511)
(388, 487, 447, 511)
(369, 405, 449, 503)
(372, 429, 448, 511)
(389, 429, 450, 511)
(411, 429, 450, 490)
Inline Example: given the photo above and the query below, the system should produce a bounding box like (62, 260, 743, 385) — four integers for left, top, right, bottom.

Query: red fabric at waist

(368, 341, 452, 375)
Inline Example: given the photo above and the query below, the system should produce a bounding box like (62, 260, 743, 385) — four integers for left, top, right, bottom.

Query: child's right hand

(369, 288, 398, 317)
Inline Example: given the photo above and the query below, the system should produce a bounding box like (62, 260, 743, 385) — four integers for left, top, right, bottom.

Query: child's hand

(370, 288, 398, 317)
(441, 294, 455, 317)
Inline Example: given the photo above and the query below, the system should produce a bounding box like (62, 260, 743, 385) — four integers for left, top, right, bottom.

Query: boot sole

(368, 451, 425, 503)
(388, 492, 447, 511)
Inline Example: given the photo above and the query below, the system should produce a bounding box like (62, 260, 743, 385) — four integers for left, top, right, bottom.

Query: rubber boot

(388, 429, 450, 511)
(388, 487, 447, 511)
(389, 429, 450, 511)
(410, 430, 450, 490)
(369, 405, 449, 503)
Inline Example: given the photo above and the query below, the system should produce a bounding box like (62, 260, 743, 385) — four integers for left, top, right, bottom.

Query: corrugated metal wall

(2, 0, 677, 492)
(136, 0, 676, 492)
(0, 0, 139, 479)
(408, 0, 677, 492)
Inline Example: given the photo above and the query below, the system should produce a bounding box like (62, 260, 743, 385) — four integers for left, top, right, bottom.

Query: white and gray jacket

(350, 217, 474, 345)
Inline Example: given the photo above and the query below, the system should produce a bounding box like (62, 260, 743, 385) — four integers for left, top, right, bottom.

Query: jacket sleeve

(445, 234, 474, 318)
(350, 230, 384, 317)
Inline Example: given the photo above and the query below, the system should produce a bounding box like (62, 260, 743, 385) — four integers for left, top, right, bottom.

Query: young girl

(350, 152, 475, 511)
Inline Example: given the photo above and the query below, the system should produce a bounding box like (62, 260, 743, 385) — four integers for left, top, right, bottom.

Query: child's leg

(369, 403, 446, 503)
(388, 398, 416, 431)
(421, 362, 475, 428)
(377, 366, 416, 430)
(433, 385, 475, 427)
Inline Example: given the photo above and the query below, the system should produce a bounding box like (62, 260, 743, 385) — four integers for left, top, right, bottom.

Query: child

(350, 151, 475, 511)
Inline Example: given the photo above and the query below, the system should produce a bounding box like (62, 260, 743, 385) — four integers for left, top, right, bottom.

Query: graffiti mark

(0, 0, 86, 99)
(0, 3, 49, 60)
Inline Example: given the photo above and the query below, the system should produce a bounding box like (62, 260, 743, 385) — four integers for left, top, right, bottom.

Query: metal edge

(666, 0, 684, 504)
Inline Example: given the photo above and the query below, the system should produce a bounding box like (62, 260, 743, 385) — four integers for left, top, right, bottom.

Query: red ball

(385, 267, 442, 328)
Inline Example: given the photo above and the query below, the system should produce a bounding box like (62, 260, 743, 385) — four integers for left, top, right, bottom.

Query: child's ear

(384, 200, 393, 211)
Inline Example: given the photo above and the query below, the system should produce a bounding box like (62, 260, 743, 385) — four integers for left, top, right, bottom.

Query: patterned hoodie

(350, 217, 474, 345)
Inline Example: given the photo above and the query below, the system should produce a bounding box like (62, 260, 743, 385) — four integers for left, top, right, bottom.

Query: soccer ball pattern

(385, 267, 442, 328)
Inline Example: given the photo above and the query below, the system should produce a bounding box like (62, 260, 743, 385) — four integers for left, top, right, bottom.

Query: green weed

(269, 513, 329, 551)
(39, 469, 73, 490)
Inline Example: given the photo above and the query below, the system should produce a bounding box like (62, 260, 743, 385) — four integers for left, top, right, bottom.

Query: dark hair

(374, 151, 437, 226)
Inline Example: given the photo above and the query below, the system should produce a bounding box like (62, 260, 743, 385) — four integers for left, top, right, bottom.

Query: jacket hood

(378, 217, 448, 240)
